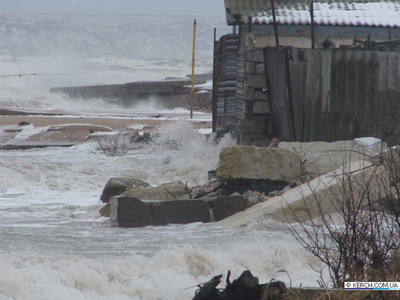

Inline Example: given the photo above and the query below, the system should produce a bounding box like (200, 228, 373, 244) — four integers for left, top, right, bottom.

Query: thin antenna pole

(190, 19, 197, 119)
(271, 0, 280, 47)
(311, 0, 315, 49)
(212, 28, 217, 132)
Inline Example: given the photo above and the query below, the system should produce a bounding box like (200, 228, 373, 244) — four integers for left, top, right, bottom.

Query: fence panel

(266, 48, 400, 142)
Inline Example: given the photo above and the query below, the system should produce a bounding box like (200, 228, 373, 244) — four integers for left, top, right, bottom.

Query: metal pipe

(190, 19, 197, 119)
(311, 0, 315, 49)
(270, 0, 280, 47)
(212, 28, 217, 133)
(248, 16, 252, 33)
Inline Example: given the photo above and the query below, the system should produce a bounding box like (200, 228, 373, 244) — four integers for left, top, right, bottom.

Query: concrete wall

(240, 34, 273, 146)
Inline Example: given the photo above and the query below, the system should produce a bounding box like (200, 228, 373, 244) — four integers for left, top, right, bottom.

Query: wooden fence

(265, 48, 400, 142)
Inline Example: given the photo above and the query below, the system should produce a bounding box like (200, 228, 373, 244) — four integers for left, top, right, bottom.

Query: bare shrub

(94, 131, 129, 156)
(285, 146, 400, 288)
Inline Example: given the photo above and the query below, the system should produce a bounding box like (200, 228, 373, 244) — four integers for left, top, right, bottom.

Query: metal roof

(224, 0, 400, 28)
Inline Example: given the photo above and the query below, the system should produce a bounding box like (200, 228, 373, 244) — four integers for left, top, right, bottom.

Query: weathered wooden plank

(303, 50, 313, 142)
(264, 48, 296, 141)
(289, 60, 307, 142)
(320, 50, 332, 141)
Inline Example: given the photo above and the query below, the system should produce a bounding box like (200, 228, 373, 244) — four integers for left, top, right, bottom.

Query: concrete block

(245, 87, 255, 101)
(113, 197, 152, 228)
(247, 50, 264, 62)
(101, 177, 150, 203)
(210, 160, 387, 228)
(216, 146, 302, 182)
(255, 91, 269, 101)
(245, 101, 254, 114)
(247, 75, 267, 88)
(240, 133, 251, 145)
(255, 63, 265, 74)
(110, 196, 247, 228)
(240, 117, 266, 134)
(246, 62, 256, 74)
(151, 200, 209, 225)
(253, 101, 270, 114)
(267, 119, 274, 136)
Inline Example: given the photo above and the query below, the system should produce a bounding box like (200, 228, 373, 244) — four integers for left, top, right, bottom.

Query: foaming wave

(0, 232, 322, 300)
(0, 121, 232, 193)
(0, 55, 211, 113)
(148, 121, 236, 186)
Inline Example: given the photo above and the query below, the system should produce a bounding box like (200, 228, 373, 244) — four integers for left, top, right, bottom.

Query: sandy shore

(0, 114, 211, 131)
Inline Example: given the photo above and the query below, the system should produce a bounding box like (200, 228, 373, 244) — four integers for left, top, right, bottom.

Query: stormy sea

(0, 13, 322, 300)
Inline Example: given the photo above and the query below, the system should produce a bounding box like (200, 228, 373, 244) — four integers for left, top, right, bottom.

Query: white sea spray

(0, 13, 327, 298)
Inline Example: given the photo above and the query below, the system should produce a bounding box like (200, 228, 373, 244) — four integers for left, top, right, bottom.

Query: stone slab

(245, 87, 255, 101)
(152, 200, 210, 225)
(247, 75, 267, 88)
(254, 91, 269, 101)
(255, 63, 265, 74)
(247, 50, 264, 63)
(217, 146, 301, 182)
(253, 101, 270, 114)
(246, 62, 256, 75)
(101, 177, 150, 203)
(240, 117, 267, 134)
(110, 196, 248, 228)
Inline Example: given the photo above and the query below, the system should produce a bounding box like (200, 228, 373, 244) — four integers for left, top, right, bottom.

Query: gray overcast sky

(3, 0, 226, 17)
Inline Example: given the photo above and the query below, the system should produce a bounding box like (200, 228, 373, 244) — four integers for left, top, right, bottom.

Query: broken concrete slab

(39, 124, 112, 143)
(278, 139, 386, 177)
(110, 195, 248, 227)
(208, 160, 388, 228)
(1, 124, 113, 150)
(217, 146, 301, 182)
(101, 177, 151, 203)
(0, 142, 75, 150)
(121, 181, 191, 201)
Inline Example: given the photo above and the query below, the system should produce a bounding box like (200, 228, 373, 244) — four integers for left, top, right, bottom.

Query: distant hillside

(0, 13, 229, 62)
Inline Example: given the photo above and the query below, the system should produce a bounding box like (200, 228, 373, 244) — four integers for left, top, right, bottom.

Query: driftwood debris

(192, 271, 287, 300)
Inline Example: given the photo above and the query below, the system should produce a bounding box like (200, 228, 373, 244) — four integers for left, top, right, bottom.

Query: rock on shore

(216, 146, 301, 182)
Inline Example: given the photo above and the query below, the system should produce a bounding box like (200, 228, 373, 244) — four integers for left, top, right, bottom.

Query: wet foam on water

(0, 120, 326, 298)
(0, 224, 323, 300)
(0, 54, 210, 113)
(0, 48, 326, 298)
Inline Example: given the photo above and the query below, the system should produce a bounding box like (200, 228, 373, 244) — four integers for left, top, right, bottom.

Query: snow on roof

(225, 0, 400, 28)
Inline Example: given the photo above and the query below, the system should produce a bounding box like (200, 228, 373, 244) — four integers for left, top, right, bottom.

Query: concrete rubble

(216, 146, 302, 182)
(110, 196, 247, 227)
(1, 124, 113, 150)
(208, 138, 391, 228)
(208, 159, 387, 228)
(100, 138, 394, 229)
(278, 138, 386, 177)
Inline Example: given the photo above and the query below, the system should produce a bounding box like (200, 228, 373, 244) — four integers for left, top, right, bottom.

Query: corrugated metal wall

(265, 48, 400, 142)
(214, 33, 245, 136)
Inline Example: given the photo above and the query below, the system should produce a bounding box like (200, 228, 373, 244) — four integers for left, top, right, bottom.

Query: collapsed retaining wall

(110, 196, 247, 228)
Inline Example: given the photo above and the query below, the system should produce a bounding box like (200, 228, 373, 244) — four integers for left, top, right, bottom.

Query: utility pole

(271, 0, 280, 47)
(190, 19, 197, 119)
(311, 0, 315, 49)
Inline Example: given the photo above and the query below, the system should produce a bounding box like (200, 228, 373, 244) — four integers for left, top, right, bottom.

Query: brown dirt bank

(0, 116, 211, 131)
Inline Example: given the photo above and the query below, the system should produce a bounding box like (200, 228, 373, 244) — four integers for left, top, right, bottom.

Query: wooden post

(190, 19, 197, 119)
(212, 28, 217, 132)
(310, 0, 315, 49)
(248, 16, 253, 33)
(270, 0, 280, 47)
